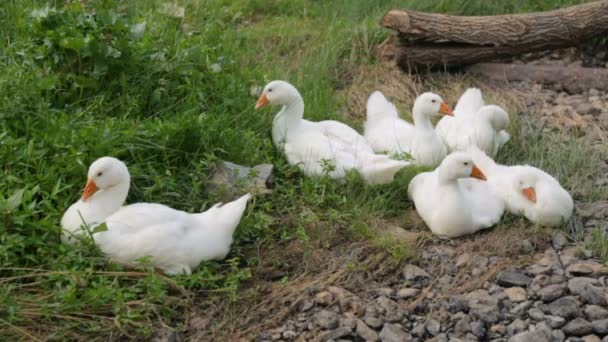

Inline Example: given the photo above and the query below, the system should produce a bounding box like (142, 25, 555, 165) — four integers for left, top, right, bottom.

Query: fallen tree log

(467, 63, 608, 93)
(380, 1, 608, 69)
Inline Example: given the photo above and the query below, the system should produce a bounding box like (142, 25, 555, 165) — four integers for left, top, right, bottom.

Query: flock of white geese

(61, 80, 574, 275)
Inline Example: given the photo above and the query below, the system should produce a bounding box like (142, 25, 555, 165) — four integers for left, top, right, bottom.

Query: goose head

(412, 92, 453, 117)
(478, 105, 509, 131)
(255, 80, 301, 109)
(512, 167, 539, 204)
(82, 157, 130, 201)
(438, 152, 486, 182)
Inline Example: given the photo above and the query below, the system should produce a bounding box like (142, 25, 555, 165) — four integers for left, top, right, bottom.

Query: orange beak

(522, 187, 536, 203)
(470, 164, 487, 181)
(439, 102, 453, 116)
(81, 179, 99, 202)
(255, 93, 269, 110)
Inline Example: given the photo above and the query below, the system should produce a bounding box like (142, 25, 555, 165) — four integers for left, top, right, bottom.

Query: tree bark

(467, 63, 608, 93)
(380, 1, 608, 69)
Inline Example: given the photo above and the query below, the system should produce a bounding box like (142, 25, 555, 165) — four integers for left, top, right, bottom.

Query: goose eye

(97, 172, 103, 177)
(268, 88, 273, 92)
(463, 162, 469, 166)
(431, 99, 436, 103)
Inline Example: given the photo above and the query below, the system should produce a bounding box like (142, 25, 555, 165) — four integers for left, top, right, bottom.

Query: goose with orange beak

(255, 80, 411, 185)
(364, 91, 452, 167)
(469, 147, 573, 227)
(408, 151, 505, 238)
(61, 156, 252, 275)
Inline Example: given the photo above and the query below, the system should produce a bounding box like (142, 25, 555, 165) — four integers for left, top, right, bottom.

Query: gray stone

(426, 319, 441, 336)
(282, 330, 297, 340)
(504, 287, 527, 303)
(454, 314, 471, 336)
(551, 329, 566, 342)
(315, 310, 339, 329)
(376, 287, 394, 297)
(299, 298, 314, 312)
(507, 319, 528, 336)
(563, 318, 593, 336)
(569, 277, 601, 296)
(428, 333, 448, 342)
(541, 296, 581, 319)
(412, 322, 426, 337)
(490, 324, 507, 337)
(591, 318, 608, 335)
(511, 301, 534, 316)
(356, 319, 379, 341)
(582, 335, 602, 342)
(448, 295, 468, 313)
(379, 323, 412, 342)
(315, 291, 334, 306)
(467, 290, 501, 324)
(585, 305, 608, 321)
(470, 321, 486, 339)
(365, 316, 384, 329)
(497, 269, 531, 288)
(537, 283, 567, 302)
(580, 283, 607, 306)
(567, 263, 608, 277)
(376, 296, 402, 323)
(456, 253, 472, 267)
(340, 315, 357, 331)
(319, 327, 351, 341)
(545, 315, 566, 328)
(402, 264, 431, 283)
(529, 308, 545, 321)
(552, 231, 569, 249)
(396, 288, 419, 300)
(328, 286, 366, 316)
(509, 326, 552, 342)
(207, 161, 273, 201)
(151, 328, 182, 342)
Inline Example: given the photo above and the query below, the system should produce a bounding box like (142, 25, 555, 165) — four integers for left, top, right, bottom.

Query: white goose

(61, 157, 251, 275)
(408, 152, 504, 238)
(436, 88, 510, 157)
(470, 147, 574, 227)
(363, 91, 453, 167)
(255, 80, 410, 184)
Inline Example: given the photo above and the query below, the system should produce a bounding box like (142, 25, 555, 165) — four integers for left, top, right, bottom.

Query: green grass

(0, 0, 603, 340)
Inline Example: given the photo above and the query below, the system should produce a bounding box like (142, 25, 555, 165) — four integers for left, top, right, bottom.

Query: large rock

(466, 290, 501, 324)
(541, 296, 581, 319)
(563, 318, 593, 336)
(379, 323, 412, 342)
(207, 161, 273, 201)
(356, 319, 379, 342)
(567, 263, 608, 277)
(497, 269, 532, 287)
